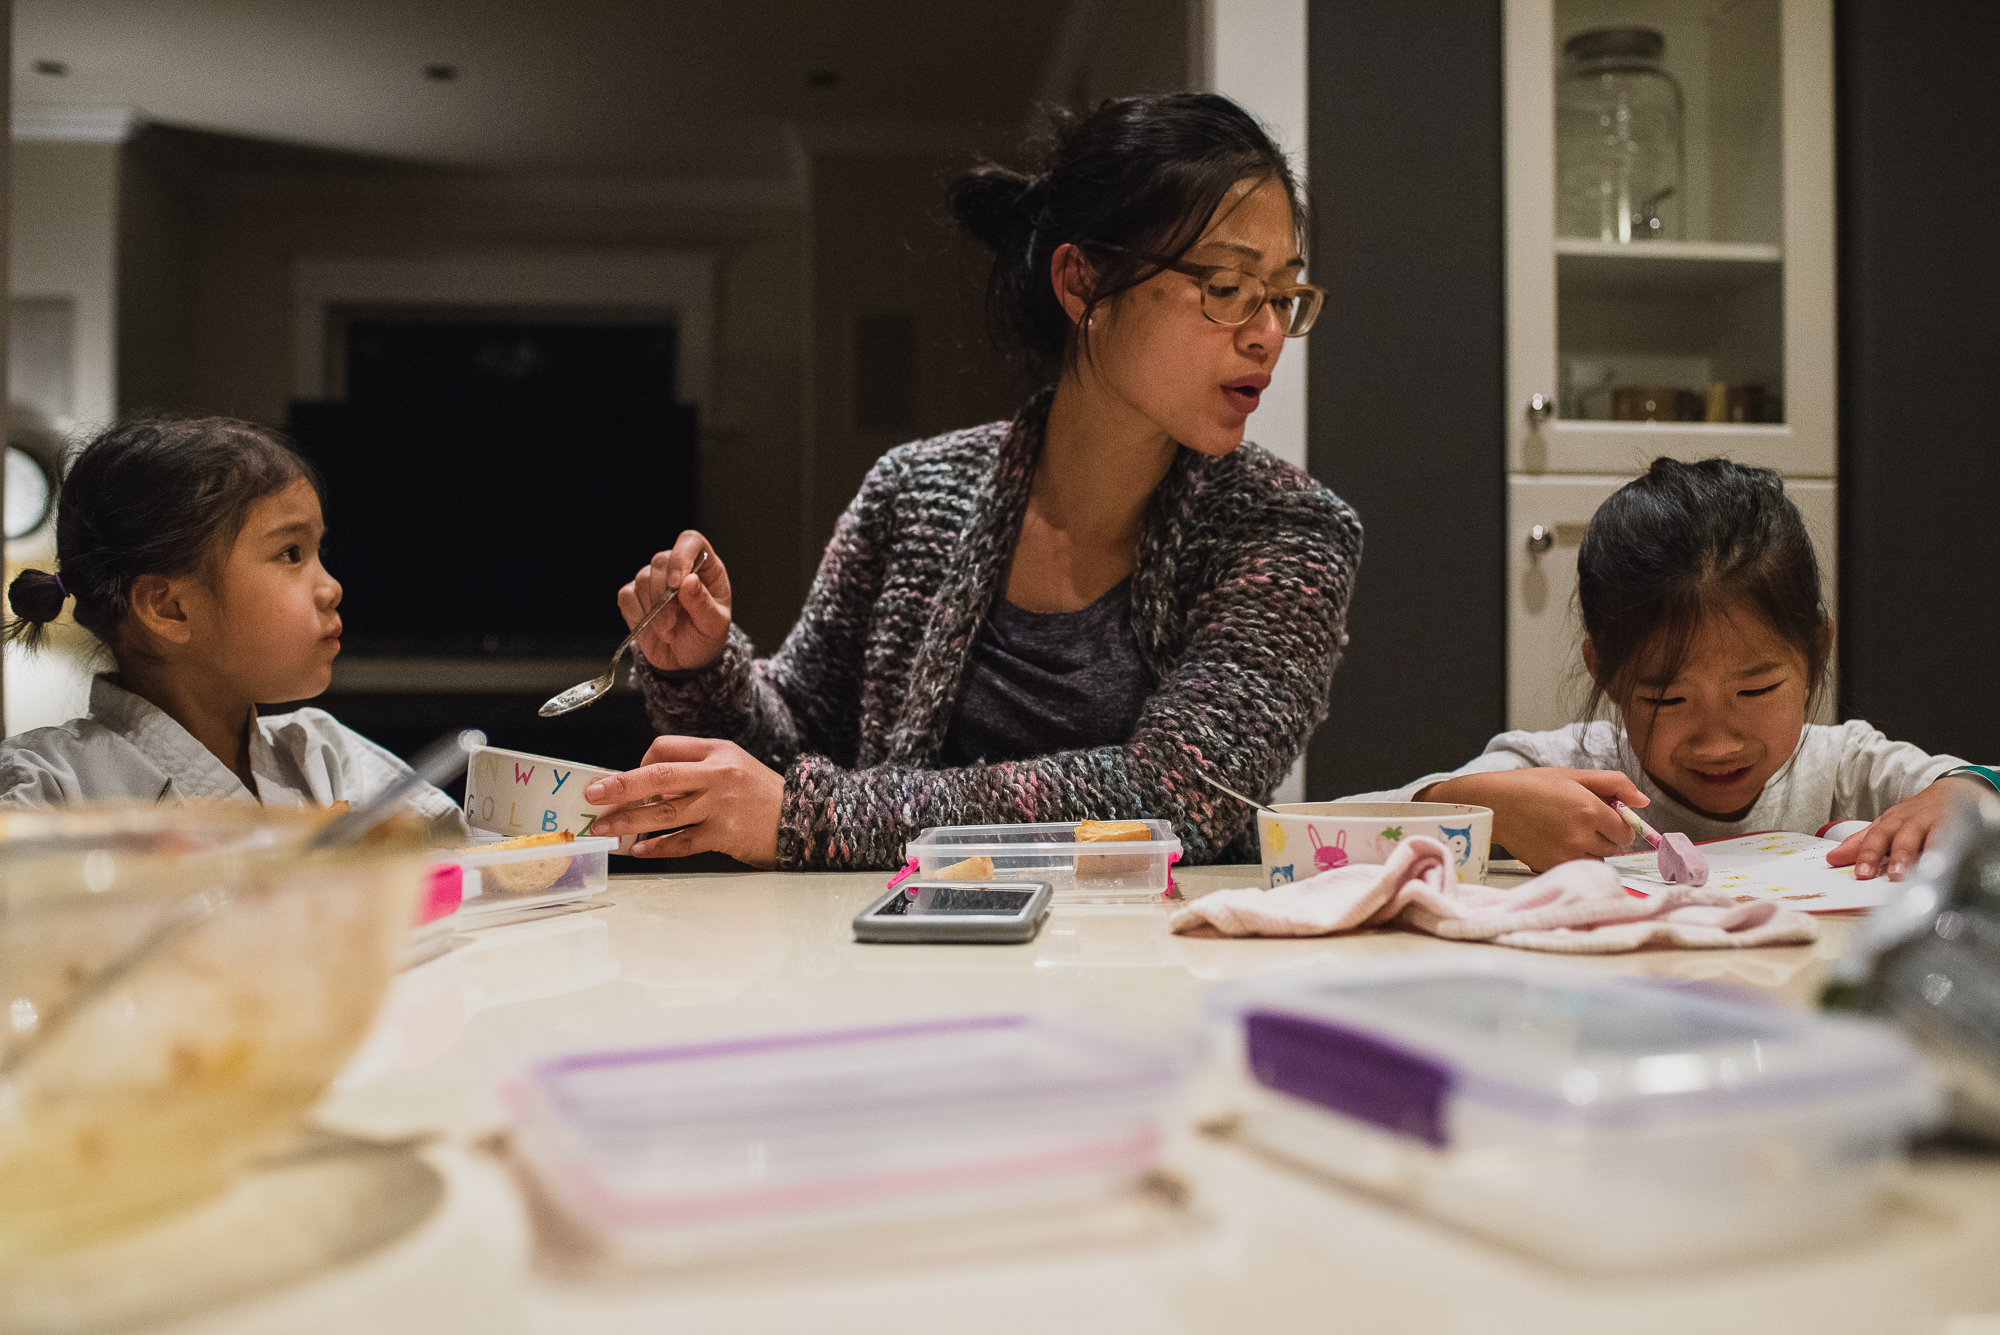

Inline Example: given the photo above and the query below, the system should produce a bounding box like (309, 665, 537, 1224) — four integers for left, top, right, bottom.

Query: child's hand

(620, 531, 733, 672)
(1421, 769, 1650, 873)
(1825, 774, 1989, 881)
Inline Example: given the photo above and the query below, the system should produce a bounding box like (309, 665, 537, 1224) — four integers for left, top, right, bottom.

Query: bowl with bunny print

(1257, 802, 1493, 890)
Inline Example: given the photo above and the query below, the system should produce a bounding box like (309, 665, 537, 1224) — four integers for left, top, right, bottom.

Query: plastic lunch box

(906, 820, 1183, 903)
(1209, 961, 1941, 1272)
(506, 1014, 1189, 1267)
(449, 834, 616, 914)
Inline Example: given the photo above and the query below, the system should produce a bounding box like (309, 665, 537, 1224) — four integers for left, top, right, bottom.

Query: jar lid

(1564, 26, 1664, 66)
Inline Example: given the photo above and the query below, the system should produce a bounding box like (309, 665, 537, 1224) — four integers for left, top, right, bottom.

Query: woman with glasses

(587, 92, 1361, 869)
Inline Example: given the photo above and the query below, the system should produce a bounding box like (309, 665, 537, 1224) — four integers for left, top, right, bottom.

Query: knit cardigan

(636, 393, 1364, 870)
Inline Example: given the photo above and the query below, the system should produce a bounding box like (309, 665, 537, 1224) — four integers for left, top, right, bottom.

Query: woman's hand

(583, 735, 783, 868)
(1826, 774, 1989, 881)
(620, 531, 733, 672)
(1421, 768, 1650, 873)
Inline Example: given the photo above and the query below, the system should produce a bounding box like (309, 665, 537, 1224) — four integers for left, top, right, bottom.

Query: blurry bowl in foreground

(0, 804, 428, 1260)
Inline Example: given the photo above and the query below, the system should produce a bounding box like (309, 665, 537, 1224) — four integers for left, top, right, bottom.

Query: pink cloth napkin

(1168, 837, 1818, 954)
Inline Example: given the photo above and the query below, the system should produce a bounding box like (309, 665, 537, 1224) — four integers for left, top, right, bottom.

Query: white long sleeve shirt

(1344, 718, 1982, 843)
(0, 675, 466, 833)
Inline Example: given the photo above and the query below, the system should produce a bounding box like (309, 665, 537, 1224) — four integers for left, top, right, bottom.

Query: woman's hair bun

(5, 568, 69, 649)
(945, 94, 1303, 381)
(946, 166, 1039, 255)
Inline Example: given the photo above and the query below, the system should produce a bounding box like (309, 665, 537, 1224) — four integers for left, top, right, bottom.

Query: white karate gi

(0, 675, 466, 833)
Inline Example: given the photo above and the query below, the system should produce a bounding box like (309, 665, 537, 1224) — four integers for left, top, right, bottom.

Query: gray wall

(805, 149, 1024, 588)
(1836, 0, 2000, 763)
(1304, 0, 1508, 799)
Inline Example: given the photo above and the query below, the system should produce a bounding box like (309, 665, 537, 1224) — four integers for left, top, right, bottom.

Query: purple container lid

(1230, 971, 1928, 1140)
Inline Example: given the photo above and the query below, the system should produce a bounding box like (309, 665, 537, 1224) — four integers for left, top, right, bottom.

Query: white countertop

(25, 864, 2000, 1335)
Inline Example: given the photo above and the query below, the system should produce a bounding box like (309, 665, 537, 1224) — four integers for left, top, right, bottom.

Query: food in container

(1209, 960, 1941, 1271)
(907, 820, 1182, 903)
(1075, 819, 1152, 880)
(460, 830, 575, 893)
(449, 834, 616, 914)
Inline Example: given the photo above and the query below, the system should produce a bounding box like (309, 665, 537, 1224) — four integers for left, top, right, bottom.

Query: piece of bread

(1075, 819, 1151, 880)
(934, 855, 996, 881)
(463, 830, 577, 893)
(464, 830, 576, 854)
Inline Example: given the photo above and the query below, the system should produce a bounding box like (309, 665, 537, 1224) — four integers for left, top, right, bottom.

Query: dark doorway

(341, 318, 678, 404)
(286, 317, 699, 657)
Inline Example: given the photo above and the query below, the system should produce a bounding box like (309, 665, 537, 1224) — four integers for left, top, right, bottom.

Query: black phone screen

(872, 885, 1038, 916)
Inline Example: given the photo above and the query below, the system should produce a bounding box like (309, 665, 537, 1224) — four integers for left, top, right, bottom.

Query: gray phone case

(853, 880, 1054, 944)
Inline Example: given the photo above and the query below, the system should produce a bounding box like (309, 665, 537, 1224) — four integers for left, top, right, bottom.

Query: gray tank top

(939, 578, 1153, 767)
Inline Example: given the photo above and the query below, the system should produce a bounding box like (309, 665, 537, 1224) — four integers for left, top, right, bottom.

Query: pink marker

(1610, 799, 1708, 887)
(1610, 799, 1661, 849)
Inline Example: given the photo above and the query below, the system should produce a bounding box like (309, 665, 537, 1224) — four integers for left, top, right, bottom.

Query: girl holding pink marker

(1352, 459, 1994, 877)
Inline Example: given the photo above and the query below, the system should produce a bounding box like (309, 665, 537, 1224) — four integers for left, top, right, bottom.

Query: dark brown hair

(947, 92, 1306, 382)
(1579, 456, 1831, 717)
(6, 416, 320, 653)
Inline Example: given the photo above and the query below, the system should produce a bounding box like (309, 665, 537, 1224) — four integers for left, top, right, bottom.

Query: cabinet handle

(1527, 393, 1554, 423)
(1526, 524, 1554, 554)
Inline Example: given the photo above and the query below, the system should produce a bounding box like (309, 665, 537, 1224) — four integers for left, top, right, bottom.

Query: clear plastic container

(1209, 961, 1941, 1271)
(906, 820, 1182, 903)
(506, 1014, 1188, 1266)
(449, 834, 615, 917)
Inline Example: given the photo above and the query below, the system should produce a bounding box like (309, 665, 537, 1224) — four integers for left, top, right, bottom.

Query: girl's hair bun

(9, 415, 316, 659)
(945, 165, 1039, 256)
(5, 568, 69, 649)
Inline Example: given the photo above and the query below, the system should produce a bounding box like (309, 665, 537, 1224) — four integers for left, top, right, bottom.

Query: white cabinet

(1504, 0, 1836, 730)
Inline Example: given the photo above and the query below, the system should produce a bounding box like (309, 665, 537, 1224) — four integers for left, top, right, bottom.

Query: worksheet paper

(1607, 830, 1889, 913)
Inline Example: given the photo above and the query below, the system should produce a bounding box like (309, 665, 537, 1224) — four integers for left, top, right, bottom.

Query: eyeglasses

(1099, 245, 1325, 337)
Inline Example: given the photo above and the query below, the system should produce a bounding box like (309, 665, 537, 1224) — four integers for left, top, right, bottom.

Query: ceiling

(14, 0, 1078, 177)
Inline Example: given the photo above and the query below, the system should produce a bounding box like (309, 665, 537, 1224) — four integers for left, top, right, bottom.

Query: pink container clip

(415, 862, 465, 926)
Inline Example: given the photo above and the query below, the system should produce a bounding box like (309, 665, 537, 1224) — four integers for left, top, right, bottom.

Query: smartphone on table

(852, 880, 1053, 944)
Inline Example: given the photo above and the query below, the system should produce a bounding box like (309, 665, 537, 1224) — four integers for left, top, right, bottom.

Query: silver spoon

(540, 550, 710, 717)
(1192, 769, 1282, 815)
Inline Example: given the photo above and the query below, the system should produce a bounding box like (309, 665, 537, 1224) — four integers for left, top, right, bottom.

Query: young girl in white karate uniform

(0, 416, 464, 831)
(1352, 458, 1996, 877)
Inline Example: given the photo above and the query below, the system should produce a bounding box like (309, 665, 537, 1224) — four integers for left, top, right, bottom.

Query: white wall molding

(12, 103, 141, 142)
(1203, 0, 1311, 803)
(290, 250, 718, 411)
(1202, 0, 1309, 476)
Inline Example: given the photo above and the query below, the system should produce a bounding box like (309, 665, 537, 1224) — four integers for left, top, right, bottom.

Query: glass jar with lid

(1556, 27, 1685, 242)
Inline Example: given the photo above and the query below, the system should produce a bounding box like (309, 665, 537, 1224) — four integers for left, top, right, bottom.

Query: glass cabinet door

(1503, 0, 1835, 729)
(1506, 0, 1834, 480)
